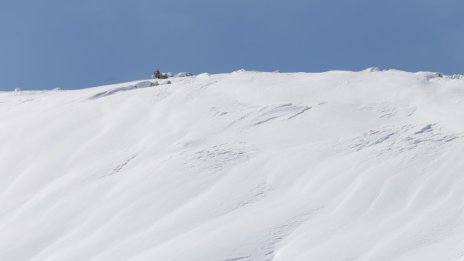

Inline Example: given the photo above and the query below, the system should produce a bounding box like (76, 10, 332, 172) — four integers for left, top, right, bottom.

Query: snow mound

(1, 70, 464, 261)
(88, 80, 170, 99)
(363, 67, 381, 72)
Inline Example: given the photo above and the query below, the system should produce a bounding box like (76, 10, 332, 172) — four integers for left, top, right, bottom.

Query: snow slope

(1, 70, 464, 261)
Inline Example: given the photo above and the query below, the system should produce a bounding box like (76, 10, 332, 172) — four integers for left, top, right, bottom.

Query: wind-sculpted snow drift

(0, 70, 464, 261)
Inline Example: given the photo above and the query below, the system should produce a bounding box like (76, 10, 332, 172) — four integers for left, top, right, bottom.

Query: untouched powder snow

(1, 70, 464, 261)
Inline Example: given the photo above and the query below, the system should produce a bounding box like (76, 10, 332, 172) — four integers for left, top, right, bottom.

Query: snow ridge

(0, 70, 464, 261)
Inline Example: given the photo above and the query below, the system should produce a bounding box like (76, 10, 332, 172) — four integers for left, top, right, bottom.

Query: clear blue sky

(1, 0, 463, 90)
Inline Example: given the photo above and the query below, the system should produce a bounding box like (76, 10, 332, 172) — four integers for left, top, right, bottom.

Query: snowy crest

(1, 70, 464, 261)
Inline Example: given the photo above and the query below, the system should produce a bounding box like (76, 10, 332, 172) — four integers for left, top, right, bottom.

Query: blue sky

(0, 0, 463, 90)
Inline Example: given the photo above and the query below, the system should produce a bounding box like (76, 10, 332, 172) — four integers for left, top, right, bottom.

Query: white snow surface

(1, 70, 464, 261)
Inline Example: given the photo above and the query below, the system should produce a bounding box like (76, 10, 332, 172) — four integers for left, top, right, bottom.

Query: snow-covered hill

(1, 70, 464, 261)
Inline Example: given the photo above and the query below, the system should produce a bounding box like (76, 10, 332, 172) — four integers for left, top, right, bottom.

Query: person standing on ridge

(154, 69, 161, 79)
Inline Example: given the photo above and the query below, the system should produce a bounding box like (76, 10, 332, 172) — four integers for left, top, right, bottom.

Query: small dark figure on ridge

(154, 69, 161, 79)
